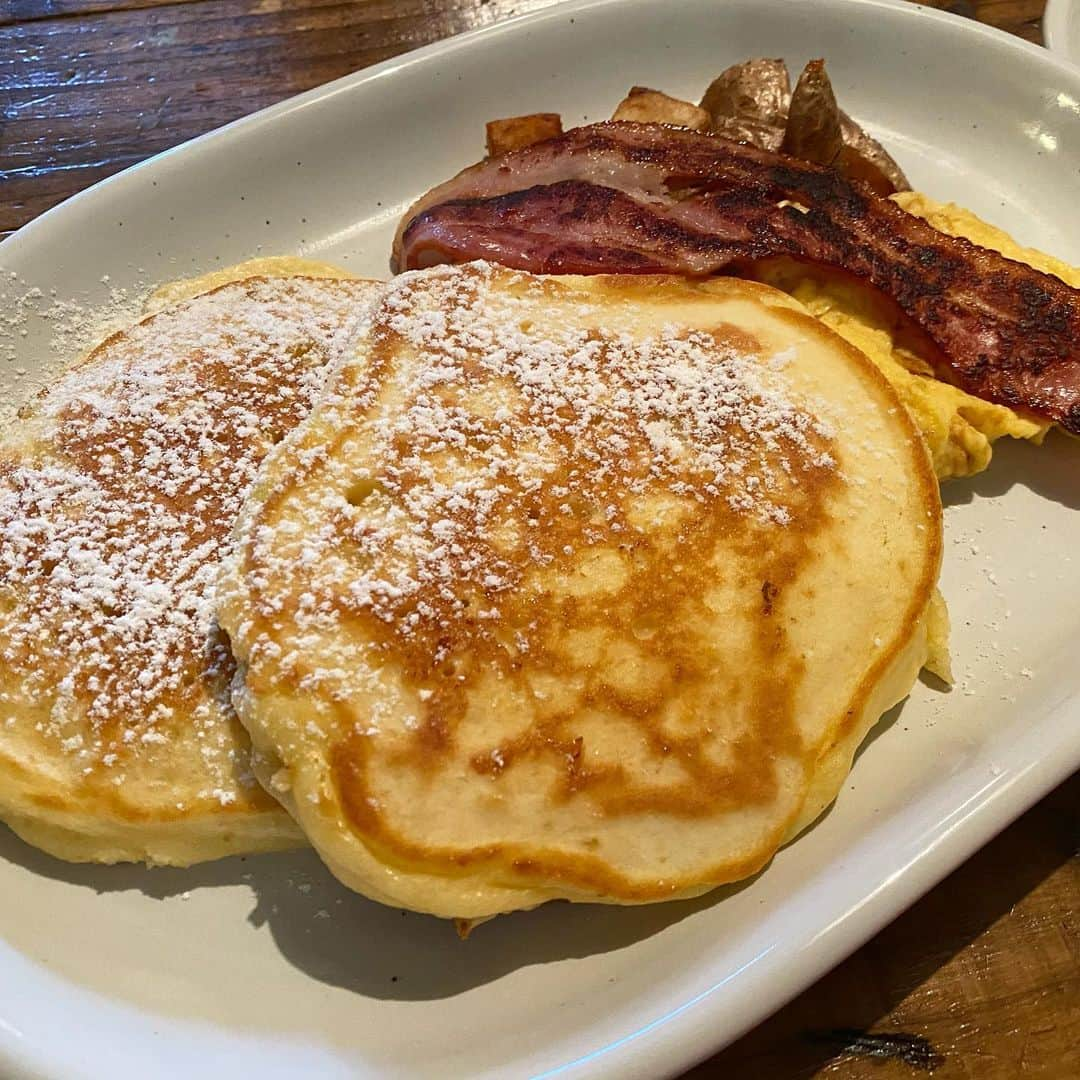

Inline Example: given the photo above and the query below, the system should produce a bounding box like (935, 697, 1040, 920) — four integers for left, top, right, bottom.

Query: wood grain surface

(0, 1, 1076, 1077)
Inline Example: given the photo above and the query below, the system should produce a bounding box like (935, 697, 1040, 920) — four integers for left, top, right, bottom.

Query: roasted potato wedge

(838, 111, 910, 194)
(485, 113, 563, 157)
(782, 60, 909, 194)
(699, 58, 790, 151)
(700, 57, 910, 194)
(781, 59, 843, 165)
(611, 87, 711, 130)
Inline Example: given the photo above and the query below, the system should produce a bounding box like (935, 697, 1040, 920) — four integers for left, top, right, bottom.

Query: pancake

(0, 264, 382, 865)
(220, 262, 942, 919)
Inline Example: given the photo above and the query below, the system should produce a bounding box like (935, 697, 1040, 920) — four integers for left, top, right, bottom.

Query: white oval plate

(1045, 0, 1080, 62)
(1, 1, 1079, 1077)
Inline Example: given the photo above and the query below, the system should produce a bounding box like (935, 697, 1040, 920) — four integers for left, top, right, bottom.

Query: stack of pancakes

(0, 259, 942, 921)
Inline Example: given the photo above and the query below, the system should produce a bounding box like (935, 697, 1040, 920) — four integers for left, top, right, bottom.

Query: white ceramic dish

(1044, 0, 1080, 62)
(1, 1, 1078, 1077)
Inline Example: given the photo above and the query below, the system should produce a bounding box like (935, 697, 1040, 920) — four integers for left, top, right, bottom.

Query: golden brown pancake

(221, 262, 942, 918)
(0, 267, 382, 864)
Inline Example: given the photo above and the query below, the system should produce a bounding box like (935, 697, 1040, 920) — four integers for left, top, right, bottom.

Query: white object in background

(1044, 0, 1080, 62)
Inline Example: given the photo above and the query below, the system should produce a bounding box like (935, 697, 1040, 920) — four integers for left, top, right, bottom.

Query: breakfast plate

(1044, 0, 1080, 62)
(1, 0, 1078, 1076)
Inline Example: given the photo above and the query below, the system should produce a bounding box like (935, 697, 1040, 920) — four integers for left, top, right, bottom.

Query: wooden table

(1, 0, 1077, 1075)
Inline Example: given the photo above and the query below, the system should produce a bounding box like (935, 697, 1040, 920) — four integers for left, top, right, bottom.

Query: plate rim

(1, 1, 1079, 1078)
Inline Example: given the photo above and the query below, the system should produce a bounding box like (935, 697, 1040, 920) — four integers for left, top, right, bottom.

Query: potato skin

(699, 58, 790, 151)
(837, 111, 911, 194)
(782, 59, 909, 194)
(781, 59, 843, 166)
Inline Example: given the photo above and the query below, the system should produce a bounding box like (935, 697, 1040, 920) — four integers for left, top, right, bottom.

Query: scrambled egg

(759, 193, 1080, 480)
(923, 588, 952, 685)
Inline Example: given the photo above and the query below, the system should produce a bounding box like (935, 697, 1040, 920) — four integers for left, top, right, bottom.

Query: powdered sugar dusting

(237, 263, 839, 668)
(0, 273, 152, 424)
(0, 276, 377, 785)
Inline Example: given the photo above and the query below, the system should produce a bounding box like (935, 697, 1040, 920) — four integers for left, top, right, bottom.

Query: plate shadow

(941, 429, 1080, 510)
(0, 823, 751, 1001)
(0, 695, 923, 1002)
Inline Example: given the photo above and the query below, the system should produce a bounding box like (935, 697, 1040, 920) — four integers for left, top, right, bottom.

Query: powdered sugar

(0, 274, 151, 424)
(0, 275, 377, 777)
(240, 263, 838, 659)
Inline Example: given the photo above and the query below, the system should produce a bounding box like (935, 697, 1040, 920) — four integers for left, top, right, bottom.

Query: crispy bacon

(396, 122, 1080, 434)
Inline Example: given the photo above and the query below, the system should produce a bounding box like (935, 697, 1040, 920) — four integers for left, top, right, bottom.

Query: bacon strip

(397, 123, 1080, 434)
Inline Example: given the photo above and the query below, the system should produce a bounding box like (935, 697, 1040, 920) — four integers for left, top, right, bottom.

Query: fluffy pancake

(220, 262, 942, 919)
(0, 264, 382, 864)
